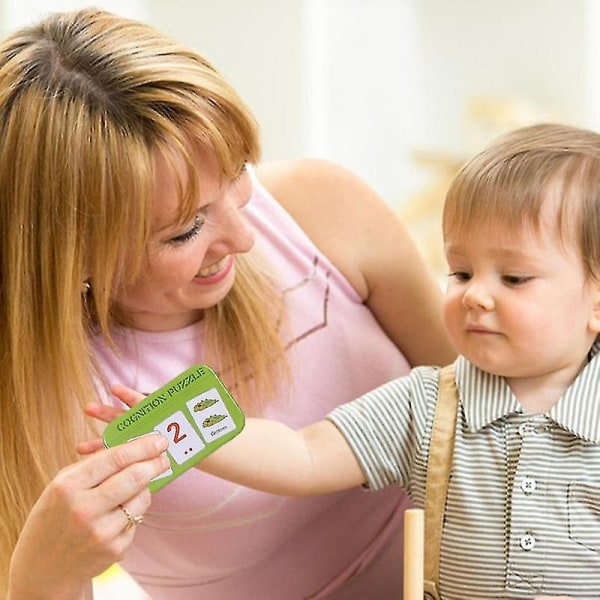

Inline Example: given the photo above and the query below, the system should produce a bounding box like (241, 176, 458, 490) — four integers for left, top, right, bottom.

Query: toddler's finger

(111, 384, 146, 407)
(85, 401, 124, 423)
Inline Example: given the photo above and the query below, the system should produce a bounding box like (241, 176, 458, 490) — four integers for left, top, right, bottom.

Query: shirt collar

(454, 341, 600, 443)
(454, 356, 521, 433)
(549, 340, 600, 443)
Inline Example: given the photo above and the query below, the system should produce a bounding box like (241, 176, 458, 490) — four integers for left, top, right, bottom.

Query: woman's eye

(233, 161, 247, 182)
(169, 216, 203, 245)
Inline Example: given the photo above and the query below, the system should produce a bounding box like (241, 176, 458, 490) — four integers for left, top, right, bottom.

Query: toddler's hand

(77, 385, 147, 455)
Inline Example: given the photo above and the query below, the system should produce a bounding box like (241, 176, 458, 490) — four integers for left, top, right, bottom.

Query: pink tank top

(93, 167, 412, 599)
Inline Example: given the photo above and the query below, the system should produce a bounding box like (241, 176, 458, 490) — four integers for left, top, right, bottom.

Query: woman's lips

(194, 255, 234, 285)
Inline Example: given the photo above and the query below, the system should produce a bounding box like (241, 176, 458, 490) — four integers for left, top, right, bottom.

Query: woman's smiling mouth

(194, 255, 234, 284)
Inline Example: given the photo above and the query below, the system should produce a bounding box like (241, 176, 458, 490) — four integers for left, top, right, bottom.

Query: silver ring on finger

(119, 504, 143, 531)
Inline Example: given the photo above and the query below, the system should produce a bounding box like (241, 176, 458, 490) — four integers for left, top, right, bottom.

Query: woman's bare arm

(257, 159, 456, 367)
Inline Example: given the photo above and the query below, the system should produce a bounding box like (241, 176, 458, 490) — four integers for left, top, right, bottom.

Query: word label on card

(103, 365, 245, 492)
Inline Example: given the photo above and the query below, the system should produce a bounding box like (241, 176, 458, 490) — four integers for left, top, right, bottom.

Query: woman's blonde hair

(443, 122, 600, 282)
(0, 8, 287, 591)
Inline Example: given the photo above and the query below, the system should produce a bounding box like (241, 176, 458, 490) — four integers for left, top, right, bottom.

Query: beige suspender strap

(423, 364, 459, 600)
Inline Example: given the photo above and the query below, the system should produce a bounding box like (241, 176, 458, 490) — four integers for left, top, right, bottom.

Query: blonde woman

(3, 9, 455, 600)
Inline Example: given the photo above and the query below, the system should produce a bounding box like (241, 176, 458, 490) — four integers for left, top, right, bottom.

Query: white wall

(145, 0, 310, 164)
(144, 0, 600, 205)
(303, 0, 594, 203)
(306, 0, 428, 205)
(0, 0, 146, 33)
(413, 0, 589, 152)
(584, 0, 600, 131)
(0, 0, 598, 206)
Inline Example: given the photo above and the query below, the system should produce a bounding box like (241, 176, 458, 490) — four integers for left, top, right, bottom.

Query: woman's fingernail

(155, 436, 169, 452)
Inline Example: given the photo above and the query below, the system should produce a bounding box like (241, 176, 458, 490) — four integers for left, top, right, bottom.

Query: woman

(3, 8, 455, 600)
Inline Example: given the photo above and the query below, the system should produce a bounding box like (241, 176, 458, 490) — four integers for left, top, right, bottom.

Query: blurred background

(3, 0, 597, 595)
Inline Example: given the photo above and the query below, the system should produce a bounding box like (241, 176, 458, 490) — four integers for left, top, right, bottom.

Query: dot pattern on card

(103, 365, 245, 492)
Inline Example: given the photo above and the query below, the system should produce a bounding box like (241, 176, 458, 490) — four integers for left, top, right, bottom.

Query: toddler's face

(442, 206, 600, 387)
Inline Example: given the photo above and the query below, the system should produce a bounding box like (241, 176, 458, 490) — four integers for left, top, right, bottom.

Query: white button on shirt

(520, 533, 536, 551)
(521, 477, 537, 494)
(518, 422, 532, 436)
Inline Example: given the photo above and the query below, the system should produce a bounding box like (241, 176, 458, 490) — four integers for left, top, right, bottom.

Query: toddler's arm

(200, 417, 367, 495)
(83, 385, 367, 496)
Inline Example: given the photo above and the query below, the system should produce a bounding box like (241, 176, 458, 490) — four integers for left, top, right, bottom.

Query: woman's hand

(8, 430, 169, 600)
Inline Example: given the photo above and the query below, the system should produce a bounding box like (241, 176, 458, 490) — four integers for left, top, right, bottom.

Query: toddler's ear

(589, 286, 600, 333)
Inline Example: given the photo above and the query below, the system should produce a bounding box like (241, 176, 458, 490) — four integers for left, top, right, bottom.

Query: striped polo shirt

(328, 346, 600, 599)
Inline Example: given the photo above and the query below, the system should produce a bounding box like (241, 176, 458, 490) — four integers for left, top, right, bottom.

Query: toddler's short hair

(443, 123, 600, 281)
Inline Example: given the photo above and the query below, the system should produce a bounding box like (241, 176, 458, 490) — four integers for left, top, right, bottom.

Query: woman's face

(113, 146, 254, 331)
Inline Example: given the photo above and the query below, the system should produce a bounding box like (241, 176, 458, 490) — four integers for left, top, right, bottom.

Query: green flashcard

(103, 364, 245, 492)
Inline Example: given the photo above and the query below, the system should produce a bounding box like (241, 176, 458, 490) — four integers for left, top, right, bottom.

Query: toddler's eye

(448, 271, 471, 282)
(502, 275, 532, 286)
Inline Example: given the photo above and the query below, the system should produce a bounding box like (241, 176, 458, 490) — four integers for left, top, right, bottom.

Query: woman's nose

(214, 196, 255, 254)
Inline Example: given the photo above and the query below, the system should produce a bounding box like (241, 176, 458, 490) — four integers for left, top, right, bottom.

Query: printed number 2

(167, 421, 187, 444)
(155, 410, 205, 465)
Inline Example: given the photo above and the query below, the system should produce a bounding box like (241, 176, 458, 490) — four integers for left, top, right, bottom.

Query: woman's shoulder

(256, 159, 456, 368)
(256, 159, 394, 299)
(256, 158, 383, 221)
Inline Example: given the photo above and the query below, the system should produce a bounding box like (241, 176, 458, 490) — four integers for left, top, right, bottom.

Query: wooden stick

(403, 508, 424, 600)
